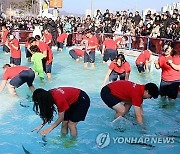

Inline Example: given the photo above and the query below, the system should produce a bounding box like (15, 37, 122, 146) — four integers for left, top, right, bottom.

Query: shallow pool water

(0, 46, 179, 154)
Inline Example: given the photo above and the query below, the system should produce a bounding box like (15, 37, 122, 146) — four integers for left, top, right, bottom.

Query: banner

(49, 0, 63, 8)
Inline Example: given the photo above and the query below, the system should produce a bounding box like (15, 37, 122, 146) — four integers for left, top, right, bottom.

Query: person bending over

(32, 87, 90, 137)
(101, 80, 159, 125)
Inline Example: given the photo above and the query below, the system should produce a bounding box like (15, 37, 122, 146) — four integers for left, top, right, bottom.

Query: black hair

(84, 29, 92, 34)
(3, 64, 11, 69)
(30, 45, 41, 53)
(105, 34, 113, 39)
(164, 41, 174, 48)
(164, 41, 176, 56)
(28, 37, 36, 44)
(32, 88, 56, 123)
(116, 54, 126, 63)
(145, 83, 159, 99)
(35, 35, 41, 40)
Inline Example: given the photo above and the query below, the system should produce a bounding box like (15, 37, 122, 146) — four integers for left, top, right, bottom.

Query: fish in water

(22, 145, 31, 154)
(129, 142, 155, 148)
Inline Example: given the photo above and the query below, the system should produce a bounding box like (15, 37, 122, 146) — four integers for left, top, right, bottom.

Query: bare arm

(87, 45, 98, 50)
(168, 60, 180, 71)
(46, 40, 52, 45)
(42, 50, 47, 57)
(40, 112, 64, 136)
(125, 73, 130, 80)
(11, 43, 19, 50)
(64, 38, 67, 46)
(0, 80, 7, 92)
(140, 106, 144, 116)
(101, 45, 106, 55)
(102, 69, 112, 87)
(134, 106, 143, 125)
(31, 120, 47, 133)
(145, 60, 149, 72)
(154, 60, 160, 69)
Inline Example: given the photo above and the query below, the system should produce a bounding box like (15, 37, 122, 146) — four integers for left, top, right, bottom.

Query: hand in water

(41, 127, 52, 136)
(31, 125, 43, 133)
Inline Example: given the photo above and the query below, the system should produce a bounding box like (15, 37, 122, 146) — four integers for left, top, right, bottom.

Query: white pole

(91, 0, 93, 17)
(1, 3, 2, 11)
(10, 3, 11, 19)
(32, 0, 34, 15)
(39, 0, 42, 16)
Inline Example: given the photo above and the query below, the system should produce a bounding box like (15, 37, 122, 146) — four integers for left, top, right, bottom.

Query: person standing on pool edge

(32, 87, 90, 137)
(100, 80, 159, 125)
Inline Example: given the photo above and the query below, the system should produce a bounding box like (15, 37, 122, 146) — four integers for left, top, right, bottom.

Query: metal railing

(72, 32, 180, 54)
(1, 30, 179, 54)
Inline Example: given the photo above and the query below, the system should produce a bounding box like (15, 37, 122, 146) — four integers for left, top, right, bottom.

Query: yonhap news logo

(96, 133, 111, 148)
(96, 133, 175, 148)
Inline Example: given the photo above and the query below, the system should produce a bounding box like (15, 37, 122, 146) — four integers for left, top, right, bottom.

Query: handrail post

(128, 35, 132, 50)
(147, 37, 150, 49)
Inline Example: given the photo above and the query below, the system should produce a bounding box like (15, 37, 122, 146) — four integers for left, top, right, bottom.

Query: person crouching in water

(102, 54, 131, 87)
(69, 48, 85, 62)
(32, 87, 90, 137)
(0, 64, 35, 96)
(135, 49, 152, 73)
(101, 80, 159, 125)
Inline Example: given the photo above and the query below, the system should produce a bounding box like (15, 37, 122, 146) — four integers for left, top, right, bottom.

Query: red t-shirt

(46, 46, 53, 64)
(74, 49, 84, 56)
(38, 41, 48, 53)
(115, 37, 123, 45)
(50, 87, 81, 112)
(82, 35, 88, 40)
(103, 39, 117, 50)
(44, 33, 53, 46)
(57, 33, 68, 43)
(136, 50, 151, 65)
(2, 66, 30, 80)
(2, 29, 9, 43)
(9, 38, 21, 58)
(158, 54, 180, 81)
(107, 80, 145, 107)
(87, 35, 98, 51)
(109, 61, 131, 74)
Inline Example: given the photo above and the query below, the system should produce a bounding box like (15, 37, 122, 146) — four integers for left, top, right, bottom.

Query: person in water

(32, 87, 90, 137)
(100, 80, 159, 125)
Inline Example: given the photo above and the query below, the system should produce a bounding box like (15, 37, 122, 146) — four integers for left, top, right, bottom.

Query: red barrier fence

(1, 30, 179, 54)
(72, 32, 180, 54)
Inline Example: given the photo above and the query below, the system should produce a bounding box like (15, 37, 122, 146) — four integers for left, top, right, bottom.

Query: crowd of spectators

(0, 8, 179, 41)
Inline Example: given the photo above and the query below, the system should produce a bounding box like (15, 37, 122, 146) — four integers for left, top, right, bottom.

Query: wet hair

(44, 28, 50, 33)
(32, 88, 56, 123)
(145, 83, 159, 99)
(30, 45, 41, 53)
(164, 41, 176, 56)
(123, 36, 128, 41)
(28, 37, 36, 44)
(116, 54, 126, 63)
(2, 25, 7, 29)
(35, 35, 41, 40)
(105, 34, 113, 39)
(3, 64, 11, 69)
(84, 29, 92, 34)
(164, 41, 174, 48)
